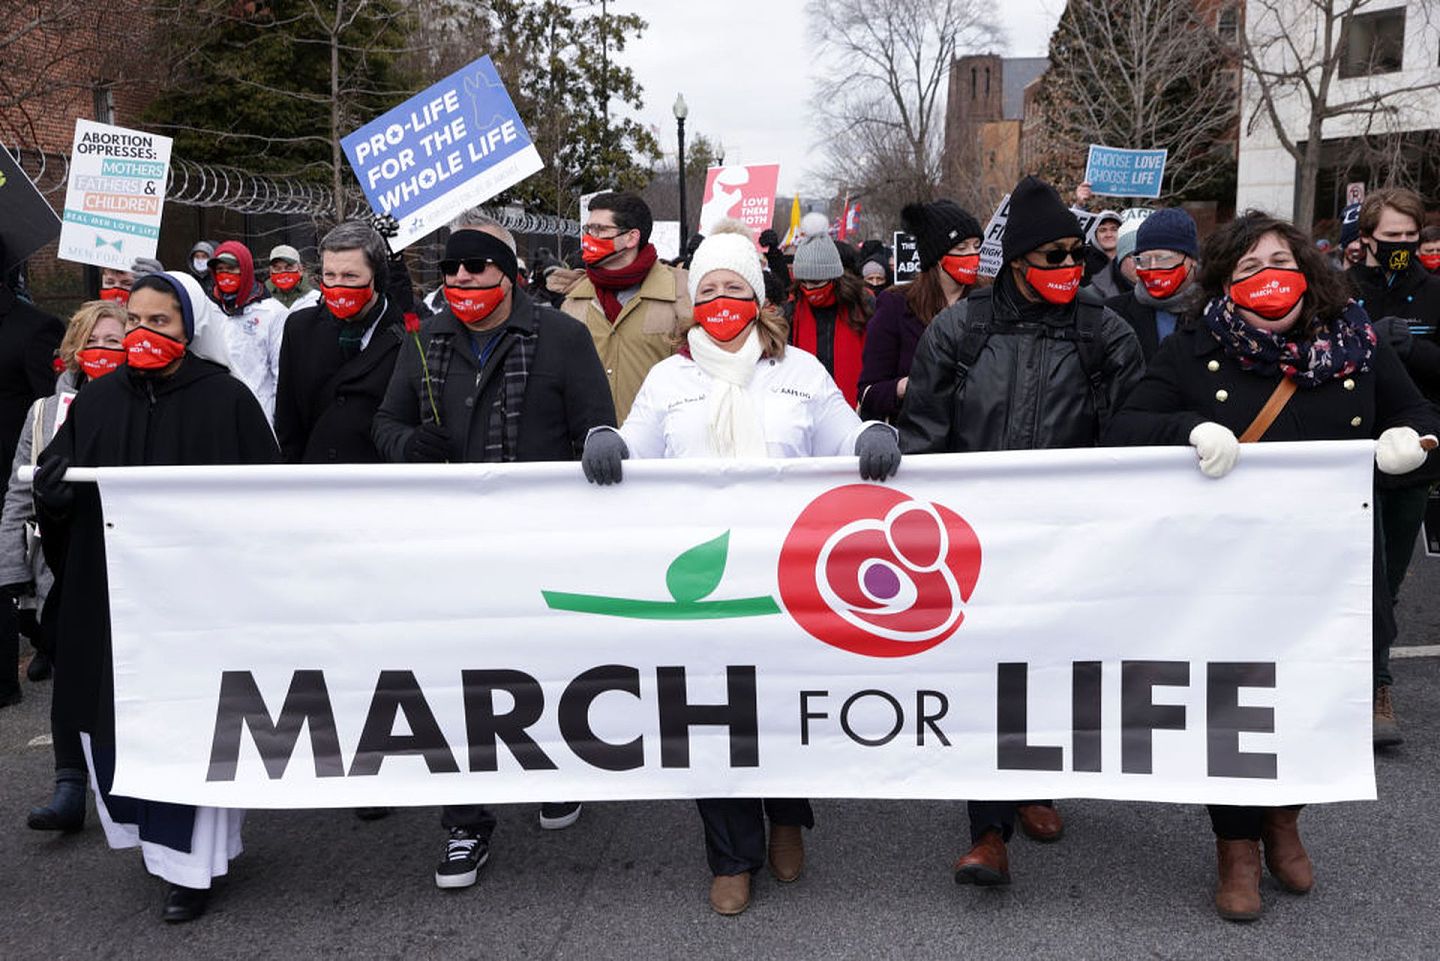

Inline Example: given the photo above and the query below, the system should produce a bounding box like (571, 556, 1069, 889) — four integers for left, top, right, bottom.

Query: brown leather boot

(1261, 808, 1314, 894)
(709, 873, 751, 916)
(1214, 839, 1262, 922)
(953, 830, 1011, 886)
(1017, 803, 1064, 843)
(768, 824, 805, 882)
(1374, 685, 1403, 748)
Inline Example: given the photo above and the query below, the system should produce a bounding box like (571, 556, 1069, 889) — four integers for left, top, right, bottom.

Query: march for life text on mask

(977, 196, 1101, 279)
(341, 55, 542, 251)
(92, 444, 1377, 810)
(58, 120, 172, 269)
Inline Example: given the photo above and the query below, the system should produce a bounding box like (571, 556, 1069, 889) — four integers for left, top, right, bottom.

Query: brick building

(941, 54, 1049, 216)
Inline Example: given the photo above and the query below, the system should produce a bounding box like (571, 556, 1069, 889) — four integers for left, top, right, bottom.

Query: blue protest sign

(341, 55, 543, 250)
(1085, 145, 1168, 199)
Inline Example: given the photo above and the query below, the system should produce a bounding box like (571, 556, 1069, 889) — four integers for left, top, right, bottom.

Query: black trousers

(1207, 804, 1304, 841)
(967, 799, 1052, 844)
(696, 797, 813, 876)
(0, 589, 19, 700)
(440, 804, 497, 839)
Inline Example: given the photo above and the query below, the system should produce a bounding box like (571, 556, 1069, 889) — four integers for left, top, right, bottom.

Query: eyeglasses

(1027, 245, 1088, 267)
(1135, 253, 1185, 270)
(582, 224, 626, 238)
(439, 258, 497, 275)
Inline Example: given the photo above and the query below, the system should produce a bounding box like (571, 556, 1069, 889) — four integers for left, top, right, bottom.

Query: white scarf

(686, 325, 767, 458)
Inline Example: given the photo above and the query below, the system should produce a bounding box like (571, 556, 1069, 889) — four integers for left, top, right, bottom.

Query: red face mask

(271, 270, 302, 291)
(693, 296, 759, 342)
(581, 233, 617, 266)
(940, 252, 980, 286)
(1136, 263, 1189, 299)
(321, 283, 374, 320)
(799, 281, 836, 307)
(98, 287, 129, 305)
(443, 284, 507, 325)
(1024, 264, 1084, 304)
(1420, 253, 1440, 273)
(77, 346, 126, 379)
(124, 327, 186, 370)
(214, 271, 243, 295)
(1230, 267, 1308, 320)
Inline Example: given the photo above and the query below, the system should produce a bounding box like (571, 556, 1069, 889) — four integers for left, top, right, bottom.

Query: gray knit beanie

(792, 235, 843, 281)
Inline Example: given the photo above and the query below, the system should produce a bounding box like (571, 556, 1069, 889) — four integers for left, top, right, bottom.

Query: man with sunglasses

(559, 191, 693, 422)
(373, 217, 614, 890)
(898, 175, 1144, 891)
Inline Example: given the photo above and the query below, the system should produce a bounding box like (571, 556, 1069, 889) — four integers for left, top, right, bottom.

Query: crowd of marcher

(3, 176, 1439, 925)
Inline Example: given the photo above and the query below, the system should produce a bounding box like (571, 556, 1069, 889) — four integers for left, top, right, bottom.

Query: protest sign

(342, 55, 543, 251)
(92, 444, 1376, 809)
(977, 194, 1010, 278)
(0, 147, 62, 275)
(1085, 145, 1168, 199)
(698, 164, 781, 238)
(893, 232, 920, 284)
(57, 120, 171, 269)
(652, 221, 681, 261)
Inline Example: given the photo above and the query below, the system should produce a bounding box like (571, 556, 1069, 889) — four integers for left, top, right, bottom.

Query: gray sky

(615, 0, 1065, 194)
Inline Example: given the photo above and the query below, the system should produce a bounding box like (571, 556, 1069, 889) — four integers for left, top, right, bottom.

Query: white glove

(1189, 422, 1239, 479)
(1375, 426, 1438, 476)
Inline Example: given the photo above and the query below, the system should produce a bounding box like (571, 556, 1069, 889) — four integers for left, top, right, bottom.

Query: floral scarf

(1202, 296, 1375, 388)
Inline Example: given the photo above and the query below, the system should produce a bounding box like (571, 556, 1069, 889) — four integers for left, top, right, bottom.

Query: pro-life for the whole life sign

(342, 55, 543, 251)
(58, 120, 172, 270)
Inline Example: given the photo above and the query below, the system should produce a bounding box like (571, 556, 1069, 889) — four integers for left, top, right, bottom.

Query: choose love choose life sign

(342, 55, 543, 251)
(91, 444, 1377, 810)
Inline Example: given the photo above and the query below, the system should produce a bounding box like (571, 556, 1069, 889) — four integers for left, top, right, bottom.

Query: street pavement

(3, 560, 1438, 960)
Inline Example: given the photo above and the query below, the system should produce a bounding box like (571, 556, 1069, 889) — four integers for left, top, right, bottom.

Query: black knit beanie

(901, 200, 982, 272)
(1002, 176, 1082, 263)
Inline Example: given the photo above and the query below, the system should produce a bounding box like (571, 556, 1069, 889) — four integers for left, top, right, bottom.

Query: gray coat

(0, 370, 79, 599)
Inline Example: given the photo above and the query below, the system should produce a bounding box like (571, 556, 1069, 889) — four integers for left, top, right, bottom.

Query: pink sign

(698, 164, 781, 240)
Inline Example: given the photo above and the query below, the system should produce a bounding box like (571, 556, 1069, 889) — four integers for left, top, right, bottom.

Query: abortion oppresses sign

(1085, 145, 1168, 199)
(697, 164, 781, 237)
(58, 120, 172, 269)
(93, 445, 1376, 810)
(342, 55, 542, 250)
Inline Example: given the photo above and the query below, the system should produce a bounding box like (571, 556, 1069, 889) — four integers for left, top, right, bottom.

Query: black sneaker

(434, 828, 489, 889)
(539, 802, 582, 830)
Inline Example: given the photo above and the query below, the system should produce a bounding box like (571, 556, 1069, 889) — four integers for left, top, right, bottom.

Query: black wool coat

(373, 289, 616, 464)
(38, 357, 280, 741)
(274, 295, 406, 463)
(0, 288, 63, 503)
(1350, 263, 1440, 401)
(1103, 326, 1440, 489)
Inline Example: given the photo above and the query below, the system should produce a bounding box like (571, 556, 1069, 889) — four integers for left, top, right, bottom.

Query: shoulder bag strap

(1238, 377, 1297, 444)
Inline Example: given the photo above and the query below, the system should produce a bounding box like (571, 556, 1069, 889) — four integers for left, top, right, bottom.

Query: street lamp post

(674, 93, 689, 254)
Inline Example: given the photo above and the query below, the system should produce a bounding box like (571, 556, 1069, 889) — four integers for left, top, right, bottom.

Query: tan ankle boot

(1214, 839, 1262, 922)
(709, 873, 751, 916)
(1261, 808, 1314, 893)
(768, 824, 805, 882)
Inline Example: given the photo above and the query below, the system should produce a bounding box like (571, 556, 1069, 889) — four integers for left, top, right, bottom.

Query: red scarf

(587, 244, 658, 324)
(792, 296, 865, 407)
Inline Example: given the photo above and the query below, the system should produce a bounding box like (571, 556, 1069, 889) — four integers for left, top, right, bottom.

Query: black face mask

(1372, 238, 1417, 273)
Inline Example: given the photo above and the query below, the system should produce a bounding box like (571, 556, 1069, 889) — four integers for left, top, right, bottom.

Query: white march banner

(96, 445, 1377, 809)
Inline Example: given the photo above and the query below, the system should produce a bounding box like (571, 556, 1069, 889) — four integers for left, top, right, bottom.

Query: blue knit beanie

(1135, 208, 1199, 259)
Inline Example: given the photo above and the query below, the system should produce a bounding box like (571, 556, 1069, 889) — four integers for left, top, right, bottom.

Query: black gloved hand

(855, 424, 901, 481)
(32, 455, 74, 515)
(581, 429, 628, 485)
(404, 422, 451, 463)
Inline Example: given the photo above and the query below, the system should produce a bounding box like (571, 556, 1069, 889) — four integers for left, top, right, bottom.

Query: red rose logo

(778, 485, 981, 658)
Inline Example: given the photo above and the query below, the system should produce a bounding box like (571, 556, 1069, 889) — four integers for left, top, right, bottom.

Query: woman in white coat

(581, 220, 901, 916)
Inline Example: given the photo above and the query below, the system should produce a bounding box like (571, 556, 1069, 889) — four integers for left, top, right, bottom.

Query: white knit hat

(687, 219, 766, 307)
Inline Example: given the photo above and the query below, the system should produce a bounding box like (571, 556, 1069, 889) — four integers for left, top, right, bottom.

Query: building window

(93, 85, 115, 124)
(1340, 8, 1405, 78)
(985, 67, 991, 97)
(1217, 5, 1239, 44)
(971, 67, 977, 99)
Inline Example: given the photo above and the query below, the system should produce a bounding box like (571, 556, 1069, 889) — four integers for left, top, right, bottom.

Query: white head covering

(687, 219, 766, 307)
(151, 271, 234, 369)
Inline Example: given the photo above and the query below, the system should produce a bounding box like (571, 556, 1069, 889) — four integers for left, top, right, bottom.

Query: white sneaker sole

(538, 805, 582, 831)
(434, 849, 490, 889)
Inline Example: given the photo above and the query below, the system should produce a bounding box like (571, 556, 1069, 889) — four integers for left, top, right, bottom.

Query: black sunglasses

(439, 257, 496, 275)
(1028, 245, 1089, 267)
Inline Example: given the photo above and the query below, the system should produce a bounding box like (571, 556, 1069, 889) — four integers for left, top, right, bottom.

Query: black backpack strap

(1048, 292, 1110, 420)
(952, 288, 993, 394)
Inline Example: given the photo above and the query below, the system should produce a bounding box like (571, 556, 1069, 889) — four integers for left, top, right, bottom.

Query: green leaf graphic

(665, 531, 730, 604)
